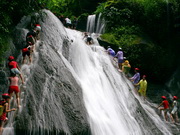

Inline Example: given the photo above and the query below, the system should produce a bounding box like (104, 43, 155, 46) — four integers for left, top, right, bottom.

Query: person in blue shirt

(107, 46, 115, 57)
(130, 68, 140, 84)
(114, 47, 124, 70)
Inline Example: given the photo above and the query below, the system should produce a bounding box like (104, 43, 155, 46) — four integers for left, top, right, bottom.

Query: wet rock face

(13, 10, 90, 135)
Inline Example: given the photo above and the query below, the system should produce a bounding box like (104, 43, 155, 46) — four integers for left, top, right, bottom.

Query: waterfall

(86, 15, 96, 33)
(66, 30, 173, 135)
(86, 14, 105, 34)
(2, 10, 178, 135)
(96, 13, 105, 34)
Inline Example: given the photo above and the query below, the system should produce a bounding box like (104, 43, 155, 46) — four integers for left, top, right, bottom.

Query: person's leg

(0, 120, 4, 135)
(175, 112, 179, 123)
(28, 55, 32, 64)
(164, 111, 168, 121)
(118, 63, 122, 70)
(15, 92, 20, 108)
(22, 56, 26, 64)
(19, 74, 24, 84)
(170, 113, 175, 123)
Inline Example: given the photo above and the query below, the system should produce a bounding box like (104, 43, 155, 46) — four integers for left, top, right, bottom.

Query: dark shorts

(22, 51, 30, 57)
(87, 37, 92, 42)
(118, 59, 124, 64)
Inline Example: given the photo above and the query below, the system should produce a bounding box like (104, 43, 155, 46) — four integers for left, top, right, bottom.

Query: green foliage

(97, 0, 180, 83)
(0, 36, 10, 64)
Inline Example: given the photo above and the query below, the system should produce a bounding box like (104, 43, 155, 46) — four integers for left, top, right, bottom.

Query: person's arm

(135, 80, 141, 86)
(16, 63, 21, 71)
(157, 102, 163, 108)
(4, 103, 16, 113)
(130, 73, 137, 80)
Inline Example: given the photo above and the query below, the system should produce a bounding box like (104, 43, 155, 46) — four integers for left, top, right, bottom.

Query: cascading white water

(86, 15, 96, 33)
(95, 13, 105, 34)
(66, 30, 173, 135)
(86, 14, 105, 34)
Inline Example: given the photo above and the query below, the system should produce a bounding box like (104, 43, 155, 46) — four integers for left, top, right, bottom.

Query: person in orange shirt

(157, 96, 169, 121)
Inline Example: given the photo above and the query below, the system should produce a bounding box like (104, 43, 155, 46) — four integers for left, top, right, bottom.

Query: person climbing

(135, 75, 147, 100)
(22, 45, 32, 64)
(8, 73, 21, 108)
(86, 35, 93, 45)
(129, 68, 140, 85)
(0, 93, 16, 135)
(157, 96, 169, 121)
(107, 46, 115, 57)
(114, 47, 124, 70)
(83, 32, 93, 45)
(26, 30, 36, 53)
(33, 24, 41, 40)
(8, 56, 24, 84)
(121, 60, 131, 77)
(26, 28, 37, 43)
(170, 96, 179, 123)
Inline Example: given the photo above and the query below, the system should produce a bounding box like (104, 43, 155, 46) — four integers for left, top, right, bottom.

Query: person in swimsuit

(157, 96, 169, 121)
(0, 93, 16, 135)
(8, 73, 21, 108)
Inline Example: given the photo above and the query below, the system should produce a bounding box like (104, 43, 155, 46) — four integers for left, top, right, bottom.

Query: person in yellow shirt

(122, 60, 131, 77)
(135, 75, 147, 100)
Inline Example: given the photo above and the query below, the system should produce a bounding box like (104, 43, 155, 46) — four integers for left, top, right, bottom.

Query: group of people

(106, 46, 179, 123)
(59, 15, 78, 29)
(158, 96, 179, 123)
(107, 46, 146, 99)
(0, 23, 41, 134)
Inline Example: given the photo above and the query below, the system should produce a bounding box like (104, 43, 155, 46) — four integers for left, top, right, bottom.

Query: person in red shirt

(8, 56, 24, 84)
(157, 96, 169, 121)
